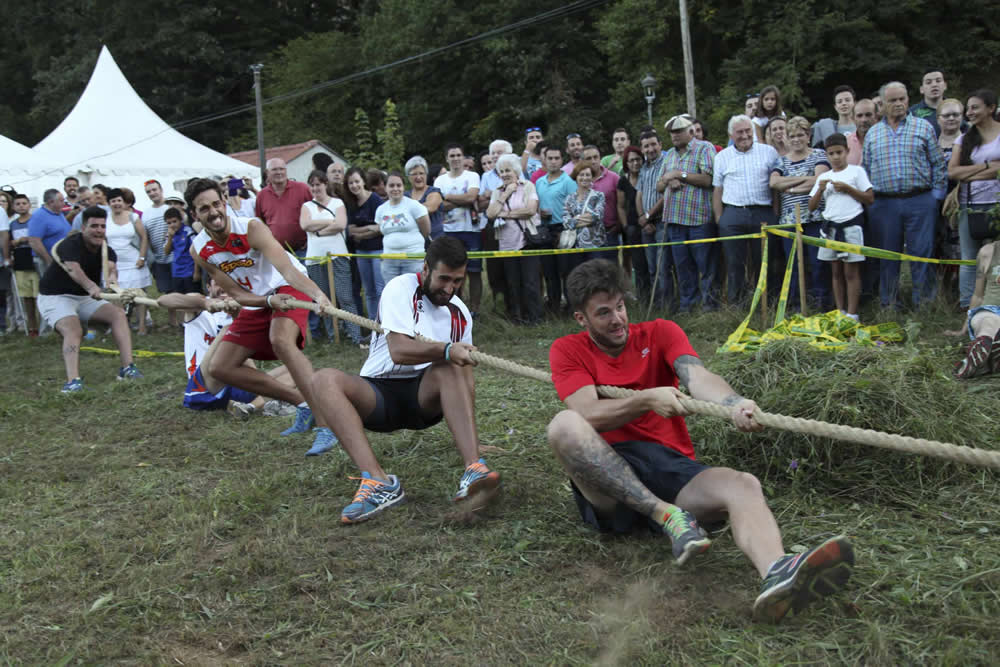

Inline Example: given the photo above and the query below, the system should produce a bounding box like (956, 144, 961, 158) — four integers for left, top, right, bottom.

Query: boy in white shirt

(809, 133, 874, 321)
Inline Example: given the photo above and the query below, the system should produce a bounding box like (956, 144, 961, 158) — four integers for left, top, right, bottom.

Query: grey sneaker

(117, 363, 143, 380)
(662, 509, 712, 566)
(261, 399, 297, 417)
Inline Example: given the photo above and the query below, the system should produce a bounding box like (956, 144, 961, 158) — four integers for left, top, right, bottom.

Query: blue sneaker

(452, 458, 501, 509)
(341, 472, 405, 524)
(117, 363, 143, 380)
(61, 377, 84, 393)
(305, 427, 339, 456)
(753, 535, 855, 622)
(280, 405, 314, 436)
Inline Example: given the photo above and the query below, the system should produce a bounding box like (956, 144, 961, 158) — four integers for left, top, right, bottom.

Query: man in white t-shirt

(311, 236, 501, 524)
(435, 143, 482, 314)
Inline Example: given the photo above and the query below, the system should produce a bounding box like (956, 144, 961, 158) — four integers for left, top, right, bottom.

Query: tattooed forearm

(561, 432, 661, 517)
(672, 354, 704, 388)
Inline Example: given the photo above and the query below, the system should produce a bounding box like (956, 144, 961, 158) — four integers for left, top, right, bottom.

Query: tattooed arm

(673, 354, 763, 432)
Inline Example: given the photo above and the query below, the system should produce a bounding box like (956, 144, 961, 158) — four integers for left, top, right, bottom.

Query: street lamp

(641, 73, 656, 127)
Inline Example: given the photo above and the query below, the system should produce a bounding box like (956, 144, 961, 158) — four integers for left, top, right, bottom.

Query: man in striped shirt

(712, 115, 779, 305)
(658, 114, 717, 311)
(862, 81, 948, 308)
(637, 130, 672, 308)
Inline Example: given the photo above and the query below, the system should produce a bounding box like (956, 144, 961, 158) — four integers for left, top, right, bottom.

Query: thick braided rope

(103, 291, 1000, 470)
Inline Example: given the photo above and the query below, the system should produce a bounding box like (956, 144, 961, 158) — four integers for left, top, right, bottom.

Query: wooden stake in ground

(795, 204, 807, 315)
(759, 230, 768, 324)
(326, 252, 339, 343)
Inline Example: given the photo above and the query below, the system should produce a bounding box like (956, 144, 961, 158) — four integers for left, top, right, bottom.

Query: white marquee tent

(29, 45, 256, 208)
(0, 134, 55, 202)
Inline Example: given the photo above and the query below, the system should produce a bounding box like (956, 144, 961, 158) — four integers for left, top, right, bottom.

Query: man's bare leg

(546, 410, 677, 520)
(209, 340, 304, 405)
(269, 317, 328, 427)
(674, 468, 785, 577)
(54, 316, 83, 381)
(310, 368, 385, 477)
(89, 304, 133, 368)
(249, 366, 294, 410)
(416, 361, 480, 466)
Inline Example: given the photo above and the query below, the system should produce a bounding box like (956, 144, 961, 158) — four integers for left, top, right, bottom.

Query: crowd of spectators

(2, 70, 998, 340)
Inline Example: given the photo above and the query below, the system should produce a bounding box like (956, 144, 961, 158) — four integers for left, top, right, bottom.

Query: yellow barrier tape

(773, 233, 796, 326)
(81, 346, 184, 358)
(766, 228, 976, 266)
(721, 233, 770, 352)
(302, 231, 767, 263)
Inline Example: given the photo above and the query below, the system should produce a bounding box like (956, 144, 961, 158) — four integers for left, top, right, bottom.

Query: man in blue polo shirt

(28, 188, 71, 269)
(536, 146, 578, 313)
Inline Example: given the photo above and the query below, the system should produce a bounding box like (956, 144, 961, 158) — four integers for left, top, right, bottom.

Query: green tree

(343, 108, 379, 169)
(376, 99, 405, 171)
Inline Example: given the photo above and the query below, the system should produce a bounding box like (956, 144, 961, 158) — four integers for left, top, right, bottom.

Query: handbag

(518, 218, 551, 248)
(964, 183, 998, 241)
(557, 228, 577, 249)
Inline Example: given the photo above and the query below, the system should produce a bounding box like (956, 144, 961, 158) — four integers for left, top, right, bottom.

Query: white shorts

(38, 294, 113, 327)
(817, 224, 865, 263)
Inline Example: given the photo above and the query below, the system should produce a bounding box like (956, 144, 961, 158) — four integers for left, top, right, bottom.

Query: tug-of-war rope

(99, 290, 1000, 472)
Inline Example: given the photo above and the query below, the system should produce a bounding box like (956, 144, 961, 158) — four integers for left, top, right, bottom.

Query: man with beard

(186, 177, 335, 451)
(309, 236, 501, 524)
(562, 132, 585, 175)
(546, 259, 855, 621)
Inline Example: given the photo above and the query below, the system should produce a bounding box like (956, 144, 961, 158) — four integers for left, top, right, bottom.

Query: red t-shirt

(253, 181, 312, 250)
(550, 319, 698, 459)
(529, 168, 546, 184)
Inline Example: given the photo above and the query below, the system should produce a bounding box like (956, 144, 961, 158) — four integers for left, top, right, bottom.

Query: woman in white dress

(106, 188, 152, 333)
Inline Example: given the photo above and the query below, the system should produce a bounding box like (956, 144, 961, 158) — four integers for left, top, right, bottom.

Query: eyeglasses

(525, 126, 541, 134)
(566, 133, 581, 140)
(939, 112, 962, 119)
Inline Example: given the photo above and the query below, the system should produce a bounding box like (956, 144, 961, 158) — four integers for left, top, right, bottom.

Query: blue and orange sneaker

(452, 458, 501, 509)
(753, 535, 855, 622)
(341, 472, 405, 524)
(662, 509, 711, 566)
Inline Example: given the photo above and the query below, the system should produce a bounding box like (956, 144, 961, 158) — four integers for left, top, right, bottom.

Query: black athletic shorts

(571, 440, 710, 534)
(362, 371, 444, 433)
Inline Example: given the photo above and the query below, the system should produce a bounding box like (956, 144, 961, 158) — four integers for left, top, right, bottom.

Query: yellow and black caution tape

(81, 346, 184, 358)
(766, 227, 976, 266)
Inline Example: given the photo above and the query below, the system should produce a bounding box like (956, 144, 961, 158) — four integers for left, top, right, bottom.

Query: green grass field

(1, 299, 998, 665)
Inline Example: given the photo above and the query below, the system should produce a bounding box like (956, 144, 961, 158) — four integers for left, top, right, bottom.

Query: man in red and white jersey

(185, 177, 334, 449)
(310, 236, 501, 524)
(547, 259, 855, 623)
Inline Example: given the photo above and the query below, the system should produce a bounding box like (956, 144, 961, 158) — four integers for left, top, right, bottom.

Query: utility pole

(251, 64, 266, 185)
(678, 0, 697, 118)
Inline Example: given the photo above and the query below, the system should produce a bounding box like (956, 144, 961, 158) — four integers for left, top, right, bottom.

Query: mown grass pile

(1, 300, 998, 664)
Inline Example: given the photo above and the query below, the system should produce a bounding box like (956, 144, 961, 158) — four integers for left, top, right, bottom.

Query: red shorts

(221, 286, 310, 361)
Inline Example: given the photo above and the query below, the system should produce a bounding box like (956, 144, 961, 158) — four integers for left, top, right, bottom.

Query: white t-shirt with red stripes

(360, 272, 473, 379)
(191, 216, 306, 306)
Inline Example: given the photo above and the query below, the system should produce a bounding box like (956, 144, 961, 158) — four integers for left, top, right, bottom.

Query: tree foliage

(4, 0, 999, 167)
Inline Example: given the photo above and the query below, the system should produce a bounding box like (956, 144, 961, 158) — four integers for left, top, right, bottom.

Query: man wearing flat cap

(657, 115, 718, 311)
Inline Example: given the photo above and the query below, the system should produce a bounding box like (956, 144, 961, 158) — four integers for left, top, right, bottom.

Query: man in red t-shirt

(548, 259, 855, 622)
(253, 158, 312, 251)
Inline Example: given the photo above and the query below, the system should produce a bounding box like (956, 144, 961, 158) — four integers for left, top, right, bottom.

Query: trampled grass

(1, 299, 998, 664)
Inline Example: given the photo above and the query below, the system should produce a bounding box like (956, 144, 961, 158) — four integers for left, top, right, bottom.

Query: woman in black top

(343, 167, 385, 319)
(616, 145, 649, 300)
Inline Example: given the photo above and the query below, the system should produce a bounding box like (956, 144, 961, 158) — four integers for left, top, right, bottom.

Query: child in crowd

(809, 133, 874, 321)
(163, 207, 199, 294)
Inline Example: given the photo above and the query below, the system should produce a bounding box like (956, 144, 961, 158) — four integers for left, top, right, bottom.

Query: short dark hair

(184, 177, 223, 209)
(106, 188, 124, 202)
(366, 169, 386, 188)
(81, 206, 108, 224)
(164, 207, 183, 222)
(824, 132, 848, 150)
(444, 142, 464, 156)
(92, 184, 109, 197)
(43, 188, 61, 204)
(425, 235, 467, 271)
(385, 170, 404, 184)
(312, 152, 334, 172)
(833, 85, 855, 100)
(63, 176, 79, 187)
(922, 68, 945, 79)
(543, 145, 563, 158)
(639, 130, 659, 143)
(612, 127, 629, 137)
(13, 193, 30, 203)
(582, 144, 601, 156)
(566, 259, 629, 310)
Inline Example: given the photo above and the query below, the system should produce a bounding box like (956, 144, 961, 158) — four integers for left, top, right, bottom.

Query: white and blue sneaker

(340, 472, 405, 524)
(305, 427, 339, 456)
(280, 405, 314, 436)
(452, 458, 501, 509)
(61, 377, 84, 393)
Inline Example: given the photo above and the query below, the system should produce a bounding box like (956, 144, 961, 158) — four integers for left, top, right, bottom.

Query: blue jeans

(958, 205, 994, 307)
(597, 229, 621, 263)
(643, 224, 674, 309)
(719, 205, 776, 305)
(780, 221, 830, 310)
(381, 258, 424, 285)
(668, 223, 718, 310)
(869, 191, 937, 308)
(356, 251, 385, 319)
